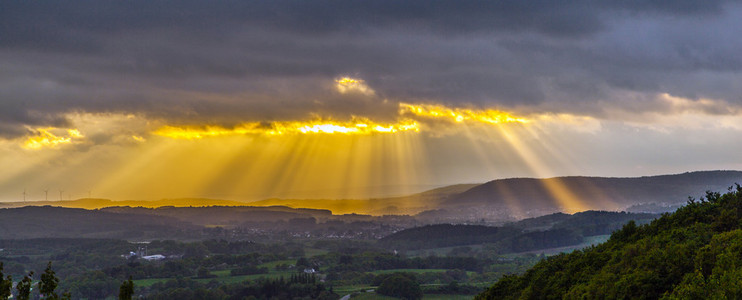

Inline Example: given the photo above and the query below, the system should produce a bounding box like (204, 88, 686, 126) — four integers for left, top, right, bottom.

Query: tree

(0, 262, 13, 300)
(39, 262, 60, 300)
(377, 274, 423, 300)
(16, 271, 33, 300)
(0, 262, 12, 300)
(296, 257, 310, 269)
(119, 276, 134, 300)
(196, 267, 212, 279)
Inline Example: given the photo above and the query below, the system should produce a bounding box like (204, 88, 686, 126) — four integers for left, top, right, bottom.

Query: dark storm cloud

(1, 0, 741, 138)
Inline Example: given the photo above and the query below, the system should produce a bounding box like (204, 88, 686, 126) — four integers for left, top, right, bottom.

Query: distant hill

(476, 188, 742, 299)
(0, 184, 477, 216)
(444, 170, 742, 218)
(379, 211, 657, 252)
(0, 198, 250, 210)
(2, 171, 739, 221)
(247, 184, 478, 215)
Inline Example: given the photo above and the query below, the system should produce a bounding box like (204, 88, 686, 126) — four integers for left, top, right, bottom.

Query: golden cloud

(399, 102, 529, 125)
(23, 128, 84, 150)
(335, 77, 375, 95)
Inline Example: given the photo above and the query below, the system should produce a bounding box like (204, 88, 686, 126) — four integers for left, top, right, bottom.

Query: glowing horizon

(5, 1, 742, 215)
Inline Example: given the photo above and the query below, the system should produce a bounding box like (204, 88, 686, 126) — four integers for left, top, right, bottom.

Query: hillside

(476, 186, 742, 299)
(446, 170, 742, 218)
(379, 211, 657, 252)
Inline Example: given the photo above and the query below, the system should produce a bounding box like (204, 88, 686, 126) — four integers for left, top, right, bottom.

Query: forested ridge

(476, 186, 742, 299)
(379, 211, 657, 252)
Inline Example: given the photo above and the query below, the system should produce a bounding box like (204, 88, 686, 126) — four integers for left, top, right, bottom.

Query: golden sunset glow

(153, 118, 420, 139)
(22, 128, 84, 150)
(151, 102, 531, 141)
(399, 103, 529, 125)
(3, 75, 735, 219)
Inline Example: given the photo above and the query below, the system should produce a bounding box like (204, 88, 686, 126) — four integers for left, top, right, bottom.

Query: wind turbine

(44, 189, 49, 201)
(59, 189, 64, 201)
(22, 189, 26, 202)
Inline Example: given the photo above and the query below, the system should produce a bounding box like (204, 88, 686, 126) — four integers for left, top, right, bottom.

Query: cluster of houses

(122, 245, 168, 261)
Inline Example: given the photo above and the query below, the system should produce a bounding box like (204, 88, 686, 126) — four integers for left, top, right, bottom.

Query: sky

(2, 1, 742, 202)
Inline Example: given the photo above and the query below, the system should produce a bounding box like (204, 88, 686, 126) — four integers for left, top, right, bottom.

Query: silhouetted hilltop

(446, 171, 742, 216)
(0, 198, 249, 210)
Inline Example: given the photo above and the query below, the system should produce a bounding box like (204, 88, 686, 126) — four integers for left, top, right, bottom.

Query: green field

(133, 269, 296, 287)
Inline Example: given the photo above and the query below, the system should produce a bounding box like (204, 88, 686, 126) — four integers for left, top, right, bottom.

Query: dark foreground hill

(476, 186, 742, 299)
(442, 170, 742, 219)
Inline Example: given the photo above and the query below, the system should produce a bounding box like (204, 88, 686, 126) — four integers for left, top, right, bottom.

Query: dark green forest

(476, 186, 742, 299)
